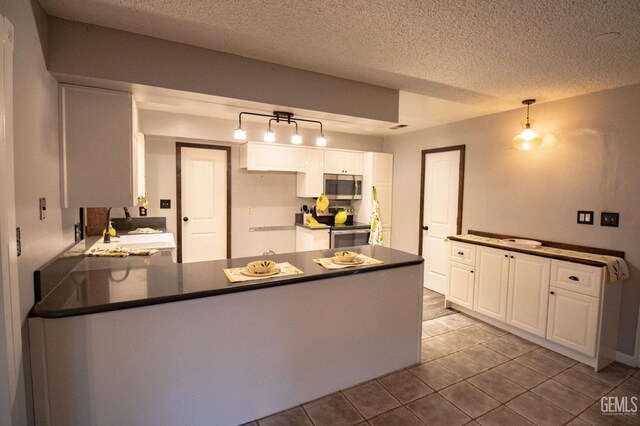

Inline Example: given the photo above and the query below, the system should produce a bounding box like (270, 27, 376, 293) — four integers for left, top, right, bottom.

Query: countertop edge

(448, 236, 609, 267)
(31, 257, 424, 319)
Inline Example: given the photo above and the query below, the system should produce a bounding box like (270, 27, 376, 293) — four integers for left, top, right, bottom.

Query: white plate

(240, 266, 281, 277)
(501, 238, 542, 249)
(331, 257, 365, 265)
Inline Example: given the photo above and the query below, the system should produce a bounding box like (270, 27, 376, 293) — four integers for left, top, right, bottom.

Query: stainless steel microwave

(323, 174, 363, 200)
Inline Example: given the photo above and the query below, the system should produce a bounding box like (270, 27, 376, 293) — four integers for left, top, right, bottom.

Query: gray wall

(385, 83, 640, 356)
(0, 0, 76, 424)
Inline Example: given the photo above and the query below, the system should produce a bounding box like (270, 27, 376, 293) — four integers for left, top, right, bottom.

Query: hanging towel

(369, 186, 383, 245)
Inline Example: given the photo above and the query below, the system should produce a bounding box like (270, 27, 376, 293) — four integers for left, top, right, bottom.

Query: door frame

(418, 145, 466, 255)
(176, 142, 231, 263)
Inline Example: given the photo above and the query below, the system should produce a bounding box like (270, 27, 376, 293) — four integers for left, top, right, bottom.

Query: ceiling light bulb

(512, 126, 543, 150)
(264, 129, 276, 142)
(234, 127, 246, 140)
(291, 132, 302, 145)
(316, 135, 327, 147)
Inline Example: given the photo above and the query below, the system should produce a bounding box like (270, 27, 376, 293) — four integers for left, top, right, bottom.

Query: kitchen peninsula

(29, 240, 424, 426)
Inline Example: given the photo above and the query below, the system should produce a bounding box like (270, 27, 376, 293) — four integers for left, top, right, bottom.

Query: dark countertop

(32, 240, 424, 319)
(295, 223, 331, 230)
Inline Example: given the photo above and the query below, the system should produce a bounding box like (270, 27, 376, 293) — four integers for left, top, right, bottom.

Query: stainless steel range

(314, 205, 370, 248)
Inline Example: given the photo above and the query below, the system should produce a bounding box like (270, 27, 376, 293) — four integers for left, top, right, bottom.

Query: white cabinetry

(547, 287, 599, 356)
(506, 253, 551, 337)
(474, 246, 510, 322)
(295, 226, 330, 252)
(357, 152, 393, 246)
(240, 142, 305, 172)
(60, 84, 143, 207)
(324, 149, 364, 175)
(546, 260, 604, 356)
(296, 148, 324, 198)
(447, 242, 475, 309)
(446, 239, 624, 370)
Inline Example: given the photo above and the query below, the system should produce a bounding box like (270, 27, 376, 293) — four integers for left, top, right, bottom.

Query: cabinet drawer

(551, 260, 603, 297)
(449, 242, 476, 266)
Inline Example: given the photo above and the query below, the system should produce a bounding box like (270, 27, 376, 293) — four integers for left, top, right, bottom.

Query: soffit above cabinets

(39, 0, 640, 134)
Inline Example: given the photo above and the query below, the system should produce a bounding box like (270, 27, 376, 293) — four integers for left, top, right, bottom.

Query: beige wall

(385, 83, 640, 355)
(0, 0, 76, 424)
(139, 110, 383, 258)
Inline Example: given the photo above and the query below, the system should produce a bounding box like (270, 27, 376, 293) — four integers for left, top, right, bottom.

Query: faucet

(103, 207, 131, 243)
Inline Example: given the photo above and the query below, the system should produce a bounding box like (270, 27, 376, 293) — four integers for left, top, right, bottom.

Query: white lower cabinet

(547, 287, 599, 356)
(447, 262, 475, 309)
(506, 253, 551, 337)
(447, 238, 624, 370)
(295, 226, 330, 252)
(473, 246, 510, 322)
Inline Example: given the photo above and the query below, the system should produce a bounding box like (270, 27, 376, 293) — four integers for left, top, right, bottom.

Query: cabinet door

(506, 253, 551, 337)
(323, 150, 345, 173)
(133, 132, 146, 200)
(295, 227, 330, 251)
(243, 143, 305, 172)
(547, 287, 598, 356)
(344, 152, 364, 174)
(381, 226, 391, 248)
(474, 246, 510, 322)
(447, 262, 474, 309)
(371, 153, 393, 185)
(296, 148, 324, 197)
(375, 184, 392, 225)
(60, 84, 134, 207)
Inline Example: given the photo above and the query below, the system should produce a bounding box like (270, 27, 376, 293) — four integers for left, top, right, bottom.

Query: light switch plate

(601, 212, 619, 227)
(160, 199, 171, 209)
(39, 197, 46, 220)
(577, 210, 594, 225)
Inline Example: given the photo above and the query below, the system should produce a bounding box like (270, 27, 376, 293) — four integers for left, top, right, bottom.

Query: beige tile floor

(244, 296, 640, 426)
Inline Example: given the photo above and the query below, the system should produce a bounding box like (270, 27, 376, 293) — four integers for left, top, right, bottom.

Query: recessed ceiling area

(38, 0, 640, 135)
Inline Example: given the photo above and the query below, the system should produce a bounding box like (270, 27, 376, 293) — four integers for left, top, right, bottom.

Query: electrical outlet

(248, 206, 253, 214)
(160, 199, 171, 209)
(139, 206, 148, 216)
(577, 210, 594, 225)
(601, 212, 619, 227)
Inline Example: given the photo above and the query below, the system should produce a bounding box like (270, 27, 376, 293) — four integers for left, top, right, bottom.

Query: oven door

(331, 229, 370, 248)
(324, 174, 357, 200)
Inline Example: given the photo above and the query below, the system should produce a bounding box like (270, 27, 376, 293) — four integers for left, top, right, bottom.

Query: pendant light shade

(232, 111, 326, 146)
(512, 99, 543, 150)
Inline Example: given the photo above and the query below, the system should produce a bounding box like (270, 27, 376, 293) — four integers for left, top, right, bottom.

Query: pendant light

(512, 99, 543, 150)
(291, 121, 302, 144)
(263, 119, 276, 142)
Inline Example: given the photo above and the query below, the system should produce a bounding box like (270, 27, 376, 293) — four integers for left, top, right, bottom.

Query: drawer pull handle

(458, 251, 464, 255)
(568, 276, 580, 281)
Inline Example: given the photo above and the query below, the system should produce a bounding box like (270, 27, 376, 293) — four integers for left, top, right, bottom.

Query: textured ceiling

(38, 0, 640, 133)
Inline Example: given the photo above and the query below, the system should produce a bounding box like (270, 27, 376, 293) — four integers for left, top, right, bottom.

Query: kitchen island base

(30, 263, 422, 426)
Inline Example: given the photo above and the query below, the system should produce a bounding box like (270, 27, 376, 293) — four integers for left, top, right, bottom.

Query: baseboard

(616, 351, 636, 367)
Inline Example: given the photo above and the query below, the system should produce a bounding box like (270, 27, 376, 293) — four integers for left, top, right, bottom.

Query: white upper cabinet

(60, 84, 143, 208)
(357, 152, 393, 228)
(323, 149, 364, 175)
(296, 148, 324, 198)
(240, 142, 305, 172)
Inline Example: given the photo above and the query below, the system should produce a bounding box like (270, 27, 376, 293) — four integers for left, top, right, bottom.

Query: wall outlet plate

(160, 199, 171, 209)
(601, 212, 620, 227)
(39, 197, 47, 220)
(577, 210, 594, 224)
(139, 206, 148, 217)
(74, 223, 82, 242)
(16, 228, 21, 257)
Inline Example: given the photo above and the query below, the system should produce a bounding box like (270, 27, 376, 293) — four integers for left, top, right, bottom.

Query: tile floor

(244, 307, 640, 426)
(422, 288, 454, 321)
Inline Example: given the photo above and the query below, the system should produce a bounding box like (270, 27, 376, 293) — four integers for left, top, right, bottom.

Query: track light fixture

(233, 111, 327, 146)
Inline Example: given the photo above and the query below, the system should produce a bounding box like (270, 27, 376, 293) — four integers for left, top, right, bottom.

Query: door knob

(422, 225, 429, 230)
(183, 217, 189, 222)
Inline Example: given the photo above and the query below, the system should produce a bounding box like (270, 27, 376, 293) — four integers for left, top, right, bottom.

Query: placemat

(224, 262, 303, 283)
(313, 255, 384, 270)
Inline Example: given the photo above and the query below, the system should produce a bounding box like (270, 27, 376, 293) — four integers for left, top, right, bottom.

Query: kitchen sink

(89, 233, 176, 250)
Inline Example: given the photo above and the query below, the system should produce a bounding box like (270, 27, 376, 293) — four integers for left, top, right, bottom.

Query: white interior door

(422, 150, 460, 294)
(181, 147, 227, 263)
